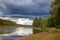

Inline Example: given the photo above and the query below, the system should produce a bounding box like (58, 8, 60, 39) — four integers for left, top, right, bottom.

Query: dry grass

(18, 32, 60, 40)
(17, 28, 60, 40)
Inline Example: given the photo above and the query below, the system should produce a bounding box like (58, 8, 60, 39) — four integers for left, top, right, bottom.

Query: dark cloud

(0, 0, 52, 18)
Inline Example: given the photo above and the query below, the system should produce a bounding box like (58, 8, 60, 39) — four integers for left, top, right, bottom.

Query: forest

(0, 19, 21, 28)
(32, 0, 60, 33)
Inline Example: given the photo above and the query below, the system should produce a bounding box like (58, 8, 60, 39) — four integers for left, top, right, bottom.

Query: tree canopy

(32, 17, 42, 28)
(51, 0, 60, 28)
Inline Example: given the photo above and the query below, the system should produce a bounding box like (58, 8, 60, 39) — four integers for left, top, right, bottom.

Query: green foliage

(32, 17, 48, 33)
(0, 19, 18, 28)
(51, 0, 60, 28)
(47, 16, 56, 27)
(32, 17, 42, 28)
(42, 18, 48, 27)
(0, 19, 16, 26)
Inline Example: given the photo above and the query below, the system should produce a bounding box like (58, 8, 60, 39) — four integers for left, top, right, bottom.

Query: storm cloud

(0, 0, 52, 18)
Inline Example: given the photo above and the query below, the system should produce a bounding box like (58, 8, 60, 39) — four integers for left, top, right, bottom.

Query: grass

(18, 29, 60, 40)
(0, 25, 19, 28)
(26, 32, 60, 40)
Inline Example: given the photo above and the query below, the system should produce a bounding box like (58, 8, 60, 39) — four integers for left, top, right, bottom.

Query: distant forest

(0, 19, 22, 28)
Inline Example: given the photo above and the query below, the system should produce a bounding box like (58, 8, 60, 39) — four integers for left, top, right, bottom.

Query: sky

(0, 0, 52, 25)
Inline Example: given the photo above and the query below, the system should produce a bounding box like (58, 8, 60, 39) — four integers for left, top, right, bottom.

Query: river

(0, 27, 33, 40)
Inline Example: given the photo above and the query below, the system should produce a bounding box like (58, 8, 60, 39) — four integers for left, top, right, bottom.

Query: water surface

(0, 27, 33, 40)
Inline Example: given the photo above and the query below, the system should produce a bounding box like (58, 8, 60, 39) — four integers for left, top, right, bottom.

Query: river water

(0, 27, 33, 40)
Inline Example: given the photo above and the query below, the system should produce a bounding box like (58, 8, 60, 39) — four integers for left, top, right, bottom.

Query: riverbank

(17, 29, 60, 40)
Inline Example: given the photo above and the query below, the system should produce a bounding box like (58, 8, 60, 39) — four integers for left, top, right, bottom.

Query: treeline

(0, 19, 17, 26)
(0, 19, 23, 28)
(32, 0, 60, 29)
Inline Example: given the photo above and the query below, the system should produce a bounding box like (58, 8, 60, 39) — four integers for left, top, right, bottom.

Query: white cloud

(18, 18, 33, 25)
(0, 17, 33, 25)
(0, 17, 12, 20)
(0, 17, 18, 23)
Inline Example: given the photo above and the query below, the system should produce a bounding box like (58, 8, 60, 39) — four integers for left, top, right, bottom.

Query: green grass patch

(0, 25, 19, 28)
(25, 32, 60, 40)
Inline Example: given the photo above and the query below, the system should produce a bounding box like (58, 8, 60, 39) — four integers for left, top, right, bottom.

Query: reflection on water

(0, 37, 16, 40)
(0, 28, 15, 34)
(11, 27, 33, 36)
(0, 27, 33, 40)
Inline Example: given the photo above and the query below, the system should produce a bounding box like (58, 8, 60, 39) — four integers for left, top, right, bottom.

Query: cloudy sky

(0, 0, 52, 25)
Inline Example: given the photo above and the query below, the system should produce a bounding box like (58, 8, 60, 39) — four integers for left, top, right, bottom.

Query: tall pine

(51, 0, 60, 28)
(32, 17, 42, 28)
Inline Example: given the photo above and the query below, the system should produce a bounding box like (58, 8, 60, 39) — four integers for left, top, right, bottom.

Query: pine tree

(51, 0, 60, 28)
(32, 17, 42, 28)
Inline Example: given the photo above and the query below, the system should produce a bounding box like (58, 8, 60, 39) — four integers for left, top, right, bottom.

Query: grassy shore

(18, 32, 60, 40)
(18, 29, 60, 40)
(0, 25, 20, 28)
